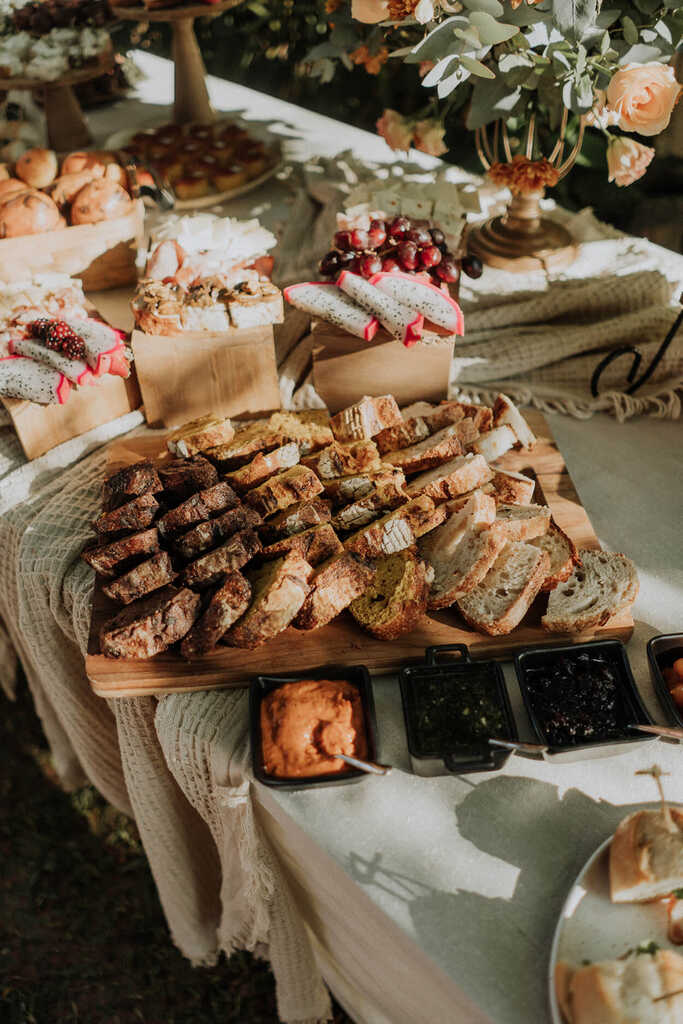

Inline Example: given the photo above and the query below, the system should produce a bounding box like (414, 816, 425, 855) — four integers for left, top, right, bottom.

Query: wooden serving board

(85, 410, 633, 698)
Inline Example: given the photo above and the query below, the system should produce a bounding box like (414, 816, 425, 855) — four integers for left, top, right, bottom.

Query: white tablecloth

(1, 51, 682, 1024)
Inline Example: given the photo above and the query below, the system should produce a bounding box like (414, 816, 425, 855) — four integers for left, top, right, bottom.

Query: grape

(435, 258, 460, 284)
(420, 245, 442, 268)
(407, 227, 431, 246)
(462, 254, 484, 279)
(368, 220, 387, 248)
(389, 216, 411, 239)
(350, 228, 369, 250)
(319, 251, 341, 276)
(429, 227, 445, 246)
(381, 257, 400, 273)
(359, 254, 382, 278)
(397, 241, 419, 271)
(334, 230, 353, 252)
(337, 250, 356, 268)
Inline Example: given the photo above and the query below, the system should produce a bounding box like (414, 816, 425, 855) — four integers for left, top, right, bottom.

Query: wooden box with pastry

(130, 213, 284, 427)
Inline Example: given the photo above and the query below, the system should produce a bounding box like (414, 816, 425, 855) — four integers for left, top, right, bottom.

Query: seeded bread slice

(488, 467, 536, 506)
(224, 442, 300, 493)
(542, 550, 639, 634)
(183, 529, 262, 588)
(344, 495, 445, 559)
(293, 552, 376, 631)
(100, 586, 200, 659)
(173, 505, 262, 561)
(258, 498, 332, 544)
(260, 523, 343, 566)
(332, 480, 407, 532)
(102, 461, 162, 512)
(157, 456, 218, 498)
(427, 522, 509, 610)
(167, 415, 234, 458)
(224, 550, 313, 648)
(322, 466, 405, 506)
(180, 571, 251, 658)
(302, 440, 380, 479)
(470, 425, 517, 462)
(82, 527, 160, 577)
(492, 394, 536, 449)
(458, 542, 551, 636)
(383, 425, 463, 475)
(330, 395, 402, 442)
(102, 550, 177, 605)
(157, 481, 238, 537)
(530, 522, 580, 591)
(496, 503, 551, 542)
(94, 493, 160, 536)
(349, 548, 432, 641)
(406, 453, 493, 502)
(245, 465, 324, 517)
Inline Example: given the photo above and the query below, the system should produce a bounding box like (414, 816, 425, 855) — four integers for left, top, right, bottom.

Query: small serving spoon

(629, 723, 683, 741)
(334, 753, 393, 776)
(488, 737, 549, 759)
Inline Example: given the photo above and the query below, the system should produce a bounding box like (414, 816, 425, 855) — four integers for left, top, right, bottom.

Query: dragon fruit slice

(10, 338, 94, 386)
(369, 271, 464, 336)
(64, 318, 129, 377)
(106, 347, 132, 378)
(0, 355, 71, 405)
(337, 271, 423, 347)
(283, 282, 379, 341)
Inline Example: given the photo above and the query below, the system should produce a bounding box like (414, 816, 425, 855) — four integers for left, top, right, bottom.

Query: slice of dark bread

(81, 528, 160, 577)
(102, 550, 177, 605)
(224, 550, 313, 648)
(349, 548, 432, 640)
(180, 572, 251, 658)
(100, 586, 200, 659)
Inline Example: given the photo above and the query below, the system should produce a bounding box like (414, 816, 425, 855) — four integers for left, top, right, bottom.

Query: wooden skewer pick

(653, 987, 683, 1003)
(636, 764, 676, 833)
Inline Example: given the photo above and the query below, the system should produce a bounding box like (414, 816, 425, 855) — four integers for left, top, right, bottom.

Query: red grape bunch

(319, 215, 483, 286)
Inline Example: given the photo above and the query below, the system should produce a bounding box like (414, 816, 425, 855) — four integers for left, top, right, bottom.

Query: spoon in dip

(488, 737, 548, 759)
(334, 753, 393, 776)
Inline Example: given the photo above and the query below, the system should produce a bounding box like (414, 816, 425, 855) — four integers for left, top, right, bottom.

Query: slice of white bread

(344, 495, 445, 558)
(349, 548, 432, 641)
(406, 452, 493, 502)
(383, 425, 463, 475)
(427, 522, 509, 610)
(420, 491, 496, 563)
(555, 949, 683, 1024)
(471, 425, 516, 462)
(488, 467, 536, 505)
(609, 807, 683, 903)
(496, 503, 551, 542)
(530, 522, 579, 591)
(542, 550, 639, 633)
(457, 542, 550, 636)
(492, 394, 536, 449)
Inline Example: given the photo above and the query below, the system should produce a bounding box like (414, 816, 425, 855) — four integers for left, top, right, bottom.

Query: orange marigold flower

(488, 155, 560, 195)
(387, 0, 419, 19)
(350, 44, 389, 75)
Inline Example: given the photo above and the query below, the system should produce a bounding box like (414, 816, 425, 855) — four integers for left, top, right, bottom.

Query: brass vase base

(468, 194, 578, 273)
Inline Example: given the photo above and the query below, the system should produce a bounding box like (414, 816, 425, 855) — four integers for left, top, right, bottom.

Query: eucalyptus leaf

(562, 72, 595, 112)
(469, 11, 519, 44)
(498, 52, 534, 72)
(455, 26, 483, 47)
(600, 30, 610, 53)
(460, 0, 504, 14)
(461, 54, 496, 77)
(622, 15, 639, 44)
(654, 18, 673, 43)
(549, 0, 598, 44)
(466, 77, 523, 128)
(437, 64, 471, 97)
(406, 16, 467, 62)
(619, 42, 668, 63)
(422, 53, 459, 86)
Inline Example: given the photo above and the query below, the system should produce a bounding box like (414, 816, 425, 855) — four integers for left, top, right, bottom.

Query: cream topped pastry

(260, 678, 367, 778)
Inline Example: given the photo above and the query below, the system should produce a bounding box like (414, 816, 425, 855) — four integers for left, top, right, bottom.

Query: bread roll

(0, 163, 10, 182)
(70, 179, 134, 225)
(0, 190, 61, 237)
(0, 178, 29, 202)
(15, 148, 58, 189)
(556, 950, 683, 1023)
(49, 168, 104, 207)
(60, 150, 118, 176)
(610, 807, 683, 903)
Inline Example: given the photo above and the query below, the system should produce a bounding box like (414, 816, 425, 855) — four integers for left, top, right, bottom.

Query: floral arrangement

(303, 0, 682, 188)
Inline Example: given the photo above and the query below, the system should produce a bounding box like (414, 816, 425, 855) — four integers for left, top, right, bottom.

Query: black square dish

(399, 644, 518, 776)
(250, 664, 378, 790)
(647, 633, 683, 728)
(514, 639, 655, 762)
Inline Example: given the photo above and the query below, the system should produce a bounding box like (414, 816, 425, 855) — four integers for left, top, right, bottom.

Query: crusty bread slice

(302, 440, 380, 479)
(224, 442, 300, 493)
(294, 551, 376, 630)
(349, 548, 432, 641)
(102, 461, 162, 512)
(260, 522, 342, 566)
(157, 481, 238, 538)
(267, 410, 333, 455)
(374, 417, 430, 455)
(488, 467, 536, 506)
(183, 529, 262, 588)
(470, 425, 517, 461)
(205, 424, 286, 471)
(496, 503, 551, 542)
(258, 498, 332, 543)
(167, 415, 234, 458)
(530, 522, 579, 591)
(555, 950, 683, 1024)
(94, 493, 159, 536)
(102, 550, 176, 605)
(420, 491, 496, 563)
(492, 394, 536, 449)
(330, 395, 402, 442)
(224, 550, 313, 648)
(457, 542, 550, 636)
(82, 527, 160, 577)
(173, 505, 262, 561)
(332, 480, 407, 532)
(344, 495, 445, 558)
(180, 571, 251, 658)
(100, 586, 200, 659)
(542, 550, 639, 633)
(245, 465, 324, 517)
(157, 456, 218, 498)
(609, 807, 683, 904)
(383, 425, 464, 475)
(322, 466, 405, 506)
(427, 522, 509, 610)
(406, 453, 493, 502)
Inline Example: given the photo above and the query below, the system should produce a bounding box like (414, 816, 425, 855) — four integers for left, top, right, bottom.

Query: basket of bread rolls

(0, 146, 145, 290)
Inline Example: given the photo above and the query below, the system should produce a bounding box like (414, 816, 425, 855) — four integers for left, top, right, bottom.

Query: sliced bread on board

(457, 542, 550, 636)
(383, 425, 463, 475)
(427, 522, 509, 610)
(349, 548, 432, 641)
(180, 571, 252, 659)
(496, 503, 551, 542)
(406, 453, 492, 502)
(294, 551, 376, 630)
(542, 549, 638, 633)
(224, 550, 314, 648)
(530, 522, 579, 591)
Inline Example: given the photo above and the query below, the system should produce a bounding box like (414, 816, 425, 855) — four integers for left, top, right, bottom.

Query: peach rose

(606, 136, 655, 186)
(606, 62, 681, 137)
(376, 109, 413, 151)
(413, 119, 448, 157)
(351, 0, 388, 22)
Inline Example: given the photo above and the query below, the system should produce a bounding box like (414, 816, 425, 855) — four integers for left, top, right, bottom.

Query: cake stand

(111, 1, 245, 124)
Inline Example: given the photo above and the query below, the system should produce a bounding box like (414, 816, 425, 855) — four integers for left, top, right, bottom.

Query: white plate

(549, 834, 678, 1022)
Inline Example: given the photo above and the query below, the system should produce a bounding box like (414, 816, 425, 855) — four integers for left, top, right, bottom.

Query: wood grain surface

(85, 410, 634, 697)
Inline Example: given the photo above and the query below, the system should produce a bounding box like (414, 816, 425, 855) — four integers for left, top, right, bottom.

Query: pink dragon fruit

(9, 338, 94, 386)
(369, 271, 464, 336)
(337, 271, 423, 347)
(0, 356, 71, 405)
(64, 318, 130, 377)
(283, 282, 379, 341)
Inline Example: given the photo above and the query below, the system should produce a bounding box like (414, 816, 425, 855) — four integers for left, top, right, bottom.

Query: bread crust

(531, 521, 580, 591)
(406, 453, 492, 502)
(183, 529, 261, 587)
(496, 503, 551, 542)
(609, 808, 683, 903)
(322, 467, 405, 506)
(167, 415, 234, 458)
(180, 571, 251, 658)
(344, 495, 444, 559)
(542, 550, 639, 633)
(375, 417, 430, 455)
(349, 549, 430, 641)
(427, 522, 509, 610)
(245, 465, 324, 517)
(206, 425, 285, 470)
(294, 551, 376, 630)
(330, 395, 402, 442)
(457, 546, 550, 636)
(100, 586, 200, 659)
(157, 481, 239, 537)
(258, 498, 332, 543)
(102, 550, 177, 605)
(157, 455, 218, 497)
(260, 523, 342, 566)
(94, 493, 159, 536)
(225, 550, 313, 648)
(81, 527, 160, 577)
(102, 460, 162, 511)
(332, 480, 407, 532)
(225, 442, 300, 493)
(173, 505, 262, 560)
(301, 440, 380, 480)
(383, 425, 463, 475)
